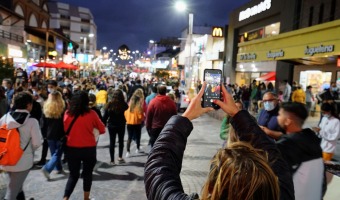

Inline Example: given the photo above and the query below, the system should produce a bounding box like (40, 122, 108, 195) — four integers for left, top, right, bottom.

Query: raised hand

(182, 82, 214, 121)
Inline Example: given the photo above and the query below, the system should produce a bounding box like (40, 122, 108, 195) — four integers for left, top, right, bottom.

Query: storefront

(237, 19, 340, 92)
(225, 0, 340, 90)
(8, 44, 27, 68)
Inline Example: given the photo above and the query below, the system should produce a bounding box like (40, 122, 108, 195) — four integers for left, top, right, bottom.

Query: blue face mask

(332, 87, 337, 92)
(264, 101, 275, 111)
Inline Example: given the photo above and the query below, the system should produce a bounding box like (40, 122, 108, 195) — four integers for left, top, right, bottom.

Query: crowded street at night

(1, 0, 340, 200)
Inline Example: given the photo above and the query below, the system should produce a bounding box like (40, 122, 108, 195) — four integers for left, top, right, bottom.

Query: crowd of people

(0, 71, 180, 200)
(1, 69, 340, 199)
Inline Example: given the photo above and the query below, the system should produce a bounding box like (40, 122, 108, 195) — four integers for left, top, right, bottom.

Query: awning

(256, 72, 276, 81)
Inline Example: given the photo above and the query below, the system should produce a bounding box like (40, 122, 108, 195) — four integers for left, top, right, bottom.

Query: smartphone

(202, 69, 222, 109)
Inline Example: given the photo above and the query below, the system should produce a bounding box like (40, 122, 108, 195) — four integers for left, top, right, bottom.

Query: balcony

(0, 29, 24, 43)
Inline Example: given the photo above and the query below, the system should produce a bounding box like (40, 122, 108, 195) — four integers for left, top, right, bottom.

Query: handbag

(60, 114, 79, 151)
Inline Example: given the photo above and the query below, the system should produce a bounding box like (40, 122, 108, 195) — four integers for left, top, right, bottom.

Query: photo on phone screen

(202, 69, 222, 109)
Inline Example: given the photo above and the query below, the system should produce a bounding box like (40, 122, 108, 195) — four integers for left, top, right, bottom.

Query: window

(308, 6, 314, 26)
(318, 4, 324, 24)
(14, 5, 24, 17)
(29, 14, 38, 27)
(32, 0, 40, 5)
(330, 0, 336, 21)
(264, 22, 280, 38)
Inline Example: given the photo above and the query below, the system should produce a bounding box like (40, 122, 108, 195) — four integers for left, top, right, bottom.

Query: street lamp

(81, 33, 94, 77)
(175, 1, 194, 90)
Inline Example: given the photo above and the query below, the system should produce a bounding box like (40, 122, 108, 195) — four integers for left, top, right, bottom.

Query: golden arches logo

(212, 27, 223, 37)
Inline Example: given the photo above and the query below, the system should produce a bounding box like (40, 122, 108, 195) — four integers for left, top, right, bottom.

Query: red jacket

(64, 110, 105, 147)
(146, 95, 177, 130)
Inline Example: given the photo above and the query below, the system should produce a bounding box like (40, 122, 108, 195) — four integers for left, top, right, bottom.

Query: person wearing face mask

(47, 80, 58, 94)
(258, 92, 285, 140)
(312, 103, 340, 161)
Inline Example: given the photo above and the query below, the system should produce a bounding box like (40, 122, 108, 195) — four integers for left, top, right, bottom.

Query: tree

(0, 60, 14, 83)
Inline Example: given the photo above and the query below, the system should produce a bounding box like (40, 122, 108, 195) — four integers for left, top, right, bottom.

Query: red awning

(256, 72, 276, 81)
(56, 61, 78, 70)
(33, 62, 56, 68)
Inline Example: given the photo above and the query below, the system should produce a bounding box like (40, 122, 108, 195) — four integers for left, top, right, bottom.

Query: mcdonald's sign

(212, 27, 223, 37)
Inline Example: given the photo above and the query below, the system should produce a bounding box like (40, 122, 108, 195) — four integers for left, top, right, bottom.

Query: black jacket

(144, 112, 295, 200)
(102, 102, 128, 127)
(41, 113, 65, 140)
(230, 111, 295, 200)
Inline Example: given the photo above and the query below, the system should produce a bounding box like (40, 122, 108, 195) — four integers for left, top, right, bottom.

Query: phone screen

(203, 69, 222, 108)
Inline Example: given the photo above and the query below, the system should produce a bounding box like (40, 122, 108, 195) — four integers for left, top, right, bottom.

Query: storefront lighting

(240, 64, 244, 69)
(27, 40, 31, 43)
(251, 64, 256, 68)
(272, 31, 277, 34)
(244, 32, 248, 38)
(271, 24, 276, 27)
(253, 68, 258, 72)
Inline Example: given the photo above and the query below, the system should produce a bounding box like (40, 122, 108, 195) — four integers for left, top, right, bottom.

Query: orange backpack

(0, 124, 30, 166)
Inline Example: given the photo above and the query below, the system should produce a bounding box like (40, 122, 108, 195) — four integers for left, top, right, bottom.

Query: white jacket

(0, 109, 42, 172)
(319, 116, 340, 153)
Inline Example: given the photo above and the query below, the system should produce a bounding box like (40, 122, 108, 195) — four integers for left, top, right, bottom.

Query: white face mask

(264, 101, 275, 111)
(323, 114, 331, 118)
(48, 88, 54, 93)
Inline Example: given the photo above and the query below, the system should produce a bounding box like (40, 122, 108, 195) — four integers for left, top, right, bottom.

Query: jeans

(43, 140, 63, 173)
(64, 147, 96, 198)
(108, 126, 125, 161)
(149, 128, 163, 147)
(126, 124, 142, 152)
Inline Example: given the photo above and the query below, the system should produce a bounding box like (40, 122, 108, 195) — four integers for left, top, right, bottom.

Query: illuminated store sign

(305, 45, 334, 56)
(240, 53, 257, 60)
(8, 44, 23, 57)
(212, 27, 223, 37)
(239, 0, 272, 21)
(267, 50, 284, 59)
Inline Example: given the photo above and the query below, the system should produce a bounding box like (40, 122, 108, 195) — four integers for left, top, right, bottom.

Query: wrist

(182, 112, 193, 121)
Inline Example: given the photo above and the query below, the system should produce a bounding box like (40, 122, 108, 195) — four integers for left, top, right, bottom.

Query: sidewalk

(0, 113, 339, 199)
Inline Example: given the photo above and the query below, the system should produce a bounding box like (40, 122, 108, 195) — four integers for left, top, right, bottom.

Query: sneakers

(41, 168, 50, 180)
(135, 149, 143, 153)
(118, 158, 126, 164)
(126, 152, 130, 158)
(110, 161, 116, 166)
(55, 170, 65, 174)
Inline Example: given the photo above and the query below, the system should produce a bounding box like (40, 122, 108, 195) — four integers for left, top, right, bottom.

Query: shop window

(308, 6, 314, 26)
(264, 22, 280, 38)
(239, 28, 264, 43)
(300, 71, 331, 93)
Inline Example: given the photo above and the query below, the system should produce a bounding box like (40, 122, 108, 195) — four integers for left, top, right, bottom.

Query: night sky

(58, 0, 250, 52)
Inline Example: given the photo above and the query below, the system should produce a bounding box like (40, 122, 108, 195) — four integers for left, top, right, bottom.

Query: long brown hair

(201, 142, 280, 200)
(106, 89, 126, 113)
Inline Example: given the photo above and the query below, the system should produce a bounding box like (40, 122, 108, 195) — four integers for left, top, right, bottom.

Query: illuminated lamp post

(81, 33, 94, 77)
(175, 1, 194, 91)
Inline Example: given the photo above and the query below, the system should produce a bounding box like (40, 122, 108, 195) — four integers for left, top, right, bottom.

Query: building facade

(48, 1, 97, 68)
(178, 25, 225, 89)
(226, 0, 340, 92)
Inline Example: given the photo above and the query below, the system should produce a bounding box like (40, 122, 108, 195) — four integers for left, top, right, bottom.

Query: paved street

(1, 113, 340, 200)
